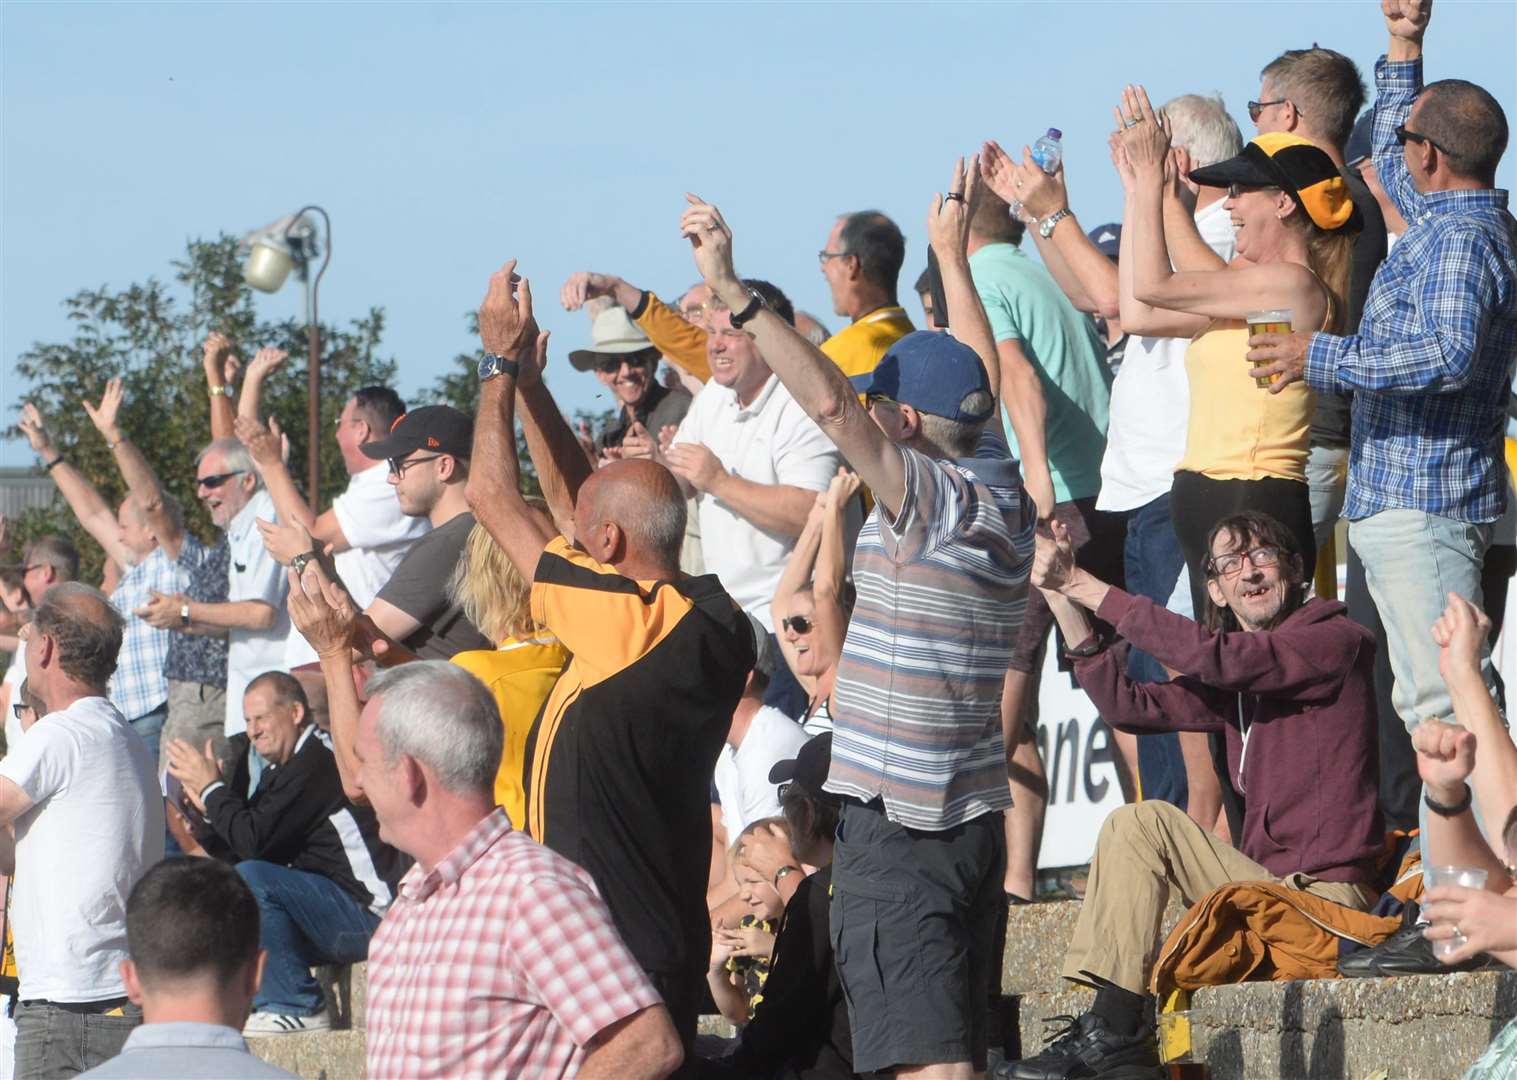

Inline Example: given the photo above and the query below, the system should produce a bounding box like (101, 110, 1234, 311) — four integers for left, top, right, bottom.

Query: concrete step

(1000, 899, 1185, 996)
(1016, 971, 1517, 1080)
(249, 1028, 366, 1079)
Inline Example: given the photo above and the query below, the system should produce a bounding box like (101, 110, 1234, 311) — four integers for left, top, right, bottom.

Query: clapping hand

(665, 442, 726, 493)
(1031, 518, 1078, 594)
(619, 420, 658, 461)
(680, 195, 742, 297)
(246, 346, 288, 382)
(83, 377, 126, 444)
(1432, 592, 1491, 689)
(927, 155, 984, 258)
(136, 589, 188, 629)
(165, 738, 222, 813)
(983, 142, 1066, 223)
(287, 555, 389, 662)
(478, 259, 539, 361)
(256, 516, 319, 566)
(825, 467, 862, 512)
(1115, 85, 1172, 178)
(715, 922, 777, 960)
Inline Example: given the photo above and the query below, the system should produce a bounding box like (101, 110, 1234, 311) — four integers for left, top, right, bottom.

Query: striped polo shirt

(824, 431, 1035, 830)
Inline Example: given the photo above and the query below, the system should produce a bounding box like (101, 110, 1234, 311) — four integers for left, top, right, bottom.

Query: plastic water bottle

(1011, 128, 1064, 221)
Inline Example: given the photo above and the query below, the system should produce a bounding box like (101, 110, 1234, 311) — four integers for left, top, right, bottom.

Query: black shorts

(829, 800, 1006, 1073)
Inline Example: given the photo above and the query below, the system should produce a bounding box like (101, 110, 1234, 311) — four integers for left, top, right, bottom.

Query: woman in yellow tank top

(1114, 86, 1361, 614)
(446, 515, 568, 829)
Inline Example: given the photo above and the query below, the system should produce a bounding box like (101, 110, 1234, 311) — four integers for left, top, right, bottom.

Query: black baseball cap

(768, 733, 835, 795)
(360, 404, 473, 461)
(1189, 132, 1362, 233)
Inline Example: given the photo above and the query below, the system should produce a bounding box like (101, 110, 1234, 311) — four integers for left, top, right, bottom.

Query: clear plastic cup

(1423, 864, 1489, 959)
(1245, 309, 1293, 388)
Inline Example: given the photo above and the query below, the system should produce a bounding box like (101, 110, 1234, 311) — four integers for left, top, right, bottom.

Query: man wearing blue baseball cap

(682, 156, 1035, 1079)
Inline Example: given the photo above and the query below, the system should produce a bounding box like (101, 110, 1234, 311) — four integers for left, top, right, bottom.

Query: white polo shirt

(225, 489, 290, 735)
(0, 695, 164, 1002)
(1096, 198, 1238, 512)
(673, 375, 841, 631)
(713, 705, 810, 839)
(283, 463, 431, 668)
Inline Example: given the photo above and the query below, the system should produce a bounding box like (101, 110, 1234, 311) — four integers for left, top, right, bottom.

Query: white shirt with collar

(672, 374, 841, 631)
(225, 489, 290, 735)
(283, 463, 431, 668)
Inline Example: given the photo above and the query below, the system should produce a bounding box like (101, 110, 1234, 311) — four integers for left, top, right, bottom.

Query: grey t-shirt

(375, 510, 491, 660)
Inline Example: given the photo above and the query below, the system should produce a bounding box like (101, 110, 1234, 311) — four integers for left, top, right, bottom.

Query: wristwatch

(477, 352, 521, 382)
(179, 602, 191, 628)
(729, 288, 767, 329)
(1038, 208, 1073, 240)
(290, 550, 318, 577)
(208, 385, 230, 398)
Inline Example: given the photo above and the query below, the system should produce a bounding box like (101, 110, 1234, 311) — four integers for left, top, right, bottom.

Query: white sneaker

(242, 1011, 332, 1037)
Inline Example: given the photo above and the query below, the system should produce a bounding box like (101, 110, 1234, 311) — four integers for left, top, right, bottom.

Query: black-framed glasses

(817, 249, 852, 267)
(196, 470, 246, 490)
(1247, 99, 1297, 122)
(781, 614, 814, 635)
(1208, 546, 1282, 578)
(595, 351, 655, 375)
(1395, 124, 1455, 157)
(387, 454, 444, 478)
(865, 392, 898, 411)
(12, 700, 35, 721)
(1226, 183, 1281, 200)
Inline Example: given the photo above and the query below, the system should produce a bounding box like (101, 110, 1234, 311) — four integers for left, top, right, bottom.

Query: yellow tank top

(1175, 320, 1315, 483)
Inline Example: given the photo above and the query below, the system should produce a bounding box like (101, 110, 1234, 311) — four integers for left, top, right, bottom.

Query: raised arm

(235, 347, 287, 423)
(772, 493, 825, 688)
(83, 377, 186, 555)
(1375, 0, 1433, 223)
(1163, 149, 1228, 273)
(201, 332, 239, 441)
(18, 403, 135, 570)
(810, 468, 858, 671)
(286, 562, 367, 802)
(562, 272, 711, 381)
(1434, 595, 1517, 834)
(466, 262, 561, 581)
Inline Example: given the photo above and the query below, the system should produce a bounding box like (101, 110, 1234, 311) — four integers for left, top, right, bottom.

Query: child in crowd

(707, 818, 791, 1025)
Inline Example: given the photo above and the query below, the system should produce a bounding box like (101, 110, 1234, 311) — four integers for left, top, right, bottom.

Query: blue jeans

(128, 703, 166, 775)
(1348, 510, 1498, 860)
(1122, 493, 1190, 810)
(236, 860, 380, 1017)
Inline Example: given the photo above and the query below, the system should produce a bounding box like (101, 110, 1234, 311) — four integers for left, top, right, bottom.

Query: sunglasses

(1207, 545, 1282, 578)
(1395, 124, 1454, 157)
(781, 614, 813, 634)
(1246, 99, 1299, 123)
(595, 352, 654, 375)
(1225, 183, 1281, 200)
(196, 470, 246, 490)
(387, 454, 444, 477)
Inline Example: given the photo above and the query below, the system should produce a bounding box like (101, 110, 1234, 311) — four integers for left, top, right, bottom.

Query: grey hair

(197, 438, 263, 491)
(32, 582, 124, 689)
(1164, 93, 1244, 169)
(916, 390, 993, 458)
(365, 661, 502, 797)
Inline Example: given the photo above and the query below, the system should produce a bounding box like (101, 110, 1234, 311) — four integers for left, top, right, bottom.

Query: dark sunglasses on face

(1226, 183, 1281, 200)
(1395, 124, 1454, 157)
(387, 454, 444, 477)
(782, 614, 813, 634)
(596, 353, 653, 376)
(1246, 99, 1296, 122)
(12, 702, 33, 721)
(196, 470, 246, 490)
(1208, 545, 1282, 578)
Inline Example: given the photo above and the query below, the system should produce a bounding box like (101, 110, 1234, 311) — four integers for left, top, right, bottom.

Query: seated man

(165, 672, 406, 1036)
(79, 858, 297, 1078)
(1004, 510, 1383, 1080)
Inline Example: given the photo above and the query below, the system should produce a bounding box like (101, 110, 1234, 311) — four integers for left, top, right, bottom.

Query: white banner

(1033, 648, 1127, 870)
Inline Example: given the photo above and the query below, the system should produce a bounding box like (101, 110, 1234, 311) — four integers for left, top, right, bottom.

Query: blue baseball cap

(1087, 222, 1121, 259)
(1345, 109, 1374, 168)
(851, 331, 994, 423)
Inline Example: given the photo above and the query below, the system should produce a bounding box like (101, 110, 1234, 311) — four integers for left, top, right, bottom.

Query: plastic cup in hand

(1423, 865, 1488, 960)
(1245, 309, 1293, 388)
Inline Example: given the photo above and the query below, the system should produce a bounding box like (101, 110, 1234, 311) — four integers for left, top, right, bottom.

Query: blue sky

(5, 1, 1515, 469)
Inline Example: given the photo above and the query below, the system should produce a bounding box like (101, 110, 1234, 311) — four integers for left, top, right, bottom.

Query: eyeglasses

(387, 454, 444, 477)
(1395, 124, 1454, 157)
(1225, 183, 1281, 200)
(12, 702, 33, 721)
(1208, 546, 1282, 578)
(1247, 99, 1298, 122)
(196, 471, 246, 490)
(865, 392, 898, 410)
(595, 352, 653, 375)
(781, 614, 813, 634)
(817, 249, 853, 267)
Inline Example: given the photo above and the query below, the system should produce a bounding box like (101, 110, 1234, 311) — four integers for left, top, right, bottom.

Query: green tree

(8, 235, 397, 582)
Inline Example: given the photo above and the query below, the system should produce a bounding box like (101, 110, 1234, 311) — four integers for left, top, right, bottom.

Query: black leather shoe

(995, 1012, 1163, 1080)
(1339, 912, 1498, 977)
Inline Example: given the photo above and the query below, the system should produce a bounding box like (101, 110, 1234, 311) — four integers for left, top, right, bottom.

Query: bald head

(577, 460, 686, 573)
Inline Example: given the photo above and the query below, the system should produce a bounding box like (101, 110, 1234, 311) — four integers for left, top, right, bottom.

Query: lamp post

(242, 206, 332, 506)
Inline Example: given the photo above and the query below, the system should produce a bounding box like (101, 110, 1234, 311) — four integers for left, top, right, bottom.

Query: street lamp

(240, 206, 332, 505)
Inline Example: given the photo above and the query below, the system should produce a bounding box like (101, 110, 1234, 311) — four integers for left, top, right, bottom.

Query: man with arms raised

(683, 161, 1035, 1079)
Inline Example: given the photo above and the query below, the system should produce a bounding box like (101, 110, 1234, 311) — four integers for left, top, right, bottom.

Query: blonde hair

(446, 509, 545, 642)
(729, 816, 793, 871)
(1304, 222, 1354, 336)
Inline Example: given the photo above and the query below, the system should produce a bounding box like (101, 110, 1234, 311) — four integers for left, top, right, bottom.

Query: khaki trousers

(1062, 800, 1377, 994)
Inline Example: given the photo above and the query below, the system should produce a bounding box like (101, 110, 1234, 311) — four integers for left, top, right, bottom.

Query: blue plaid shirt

(1305, 57, 1517, 524)
(108, 546, 190, 720)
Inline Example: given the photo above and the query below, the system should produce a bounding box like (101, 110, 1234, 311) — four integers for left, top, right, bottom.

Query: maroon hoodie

(1073, 590, 1384, 884)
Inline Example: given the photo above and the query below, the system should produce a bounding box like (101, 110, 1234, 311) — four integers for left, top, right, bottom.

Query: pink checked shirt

(365, 807, 662, 1079)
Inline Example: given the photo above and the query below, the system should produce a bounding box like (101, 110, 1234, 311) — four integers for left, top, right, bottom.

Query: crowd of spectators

(0, 1, 1513, 1077)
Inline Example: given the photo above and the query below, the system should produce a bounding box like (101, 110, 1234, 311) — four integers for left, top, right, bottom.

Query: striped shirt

(108, 546, 189, 720)
(1306, 56, 1517, 524)
(824, 431, 1035, 830)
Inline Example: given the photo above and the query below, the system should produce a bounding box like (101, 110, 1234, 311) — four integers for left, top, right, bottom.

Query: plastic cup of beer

(1245, 309, 1293, 388)
(1423, 864, 1488, 960)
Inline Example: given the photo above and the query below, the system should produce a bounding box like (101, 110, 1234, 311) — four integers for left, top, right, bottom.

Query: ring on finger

(1124, 117, 1141, 129)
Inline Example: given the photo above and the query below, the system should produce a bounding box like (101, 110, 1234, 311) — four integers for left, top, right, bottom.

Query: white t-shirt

(673, 375, 841, 630)
(0, 695, 164, 1001)
(226, 490, 291, 734)
(3, 639, 26, 750)
(284, 463, 431, 668)
(1096, 198, 1238, 512)
(713, 705, 810, 840)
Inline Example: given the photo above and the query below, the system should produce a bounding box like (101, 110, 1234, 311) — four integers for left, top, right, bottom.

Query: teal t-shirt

(970, 243, 1111, 504)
